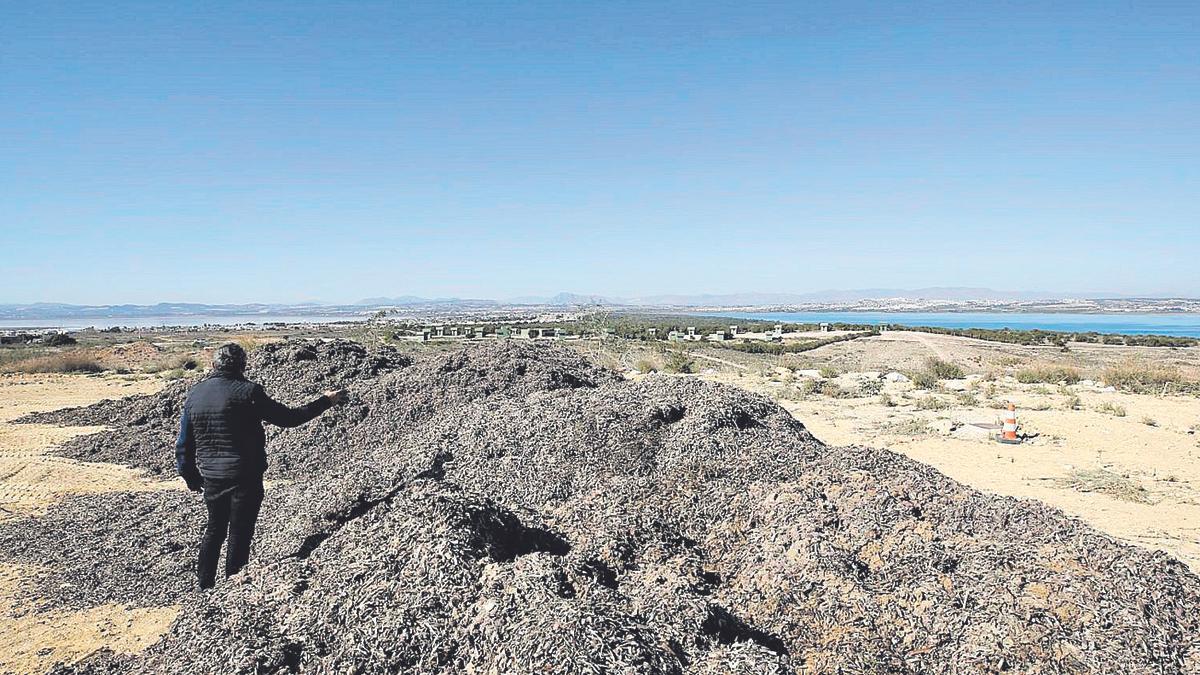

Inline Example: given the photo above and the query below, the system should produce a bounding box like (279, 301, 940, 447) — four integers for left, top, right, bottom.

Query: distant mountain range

(366, 287, 1085, 307)
(1, 289, 1194, 321)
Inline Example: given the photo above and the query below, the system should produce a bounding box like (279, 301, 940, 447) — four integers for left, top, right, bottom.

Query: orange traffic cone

(998, 403, 1020, 444)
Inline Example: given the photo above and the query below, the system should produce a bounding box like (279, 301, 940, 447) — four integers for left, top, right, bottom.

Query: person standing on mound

(175, 343, 344, 589)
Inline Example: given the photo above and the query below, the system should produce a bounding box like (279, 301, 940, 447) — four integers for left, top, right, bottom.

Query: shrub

(43, 333, 77, 347)
(909, 370, 938, 390)
(881, 418, 934, 436)
(924, 358, 964, 380)
(144, 353, 203, 374)
(796, 379, 820, 397)
(820, 381, 853, 398)
(663, 351, 696, 374)
(1096, 402, 1127, 417)
(955, 391, 979, 407)
(0, 351, 104, 374)
(1063, 395, 1082, 411)
(916, 396, 951, 411)
(878, 393, 896, 407)
(1141, 416, 1158, 427)
(1057, 468, 1149, 503)
(858, 378, 884, 396)
(1103, 362, 1185, 393)
(235, 336, 269, 353)
(634, 358, 658, 373)
(818, 365, 840, 379)
(714, 331, 876, 355)
(1016, 365, 1081, 385)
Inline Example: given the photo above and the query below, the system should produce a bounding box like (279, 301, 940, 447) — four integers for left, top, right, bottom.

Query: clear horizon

(3, 2, 1198, 304)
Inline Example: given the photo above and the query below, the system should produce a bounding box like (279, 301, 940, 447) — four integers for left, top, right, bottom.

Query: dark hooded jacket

(176, 370, 332, 482)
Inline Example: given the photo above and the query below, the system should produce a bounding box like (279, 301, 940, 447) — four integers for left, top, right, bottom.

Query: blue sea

(698, 312, 1200, 338)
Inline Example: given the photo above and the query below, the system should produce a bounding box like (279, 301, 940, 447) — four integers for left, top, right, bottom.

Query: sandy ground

(0, 374, 178, 675)
(701, 331, 1200, 569)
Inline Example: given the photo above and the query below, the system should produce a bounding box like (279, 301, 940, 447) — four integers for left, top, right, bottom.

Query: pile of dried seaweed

(8, 340, 1200, 674)
(19, 340, 410, 478)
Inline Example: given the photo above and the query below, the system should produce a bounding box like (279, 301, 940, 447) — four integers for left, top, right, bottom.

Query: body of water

(0, 315, 366, 330)
(700, 312, 1200, 338)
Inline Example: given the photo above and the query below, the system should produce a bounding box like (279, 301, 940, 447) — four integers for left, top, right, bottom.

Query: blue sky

(2, 1, 1197, 304)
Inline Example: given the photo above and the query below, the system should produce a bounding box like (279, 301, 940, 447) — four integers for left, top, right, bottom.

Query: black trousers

(198, 473, 265, 588)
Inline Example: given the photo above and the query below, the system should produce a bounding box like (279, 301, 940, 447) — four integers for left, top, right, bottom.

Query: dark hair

(212, 343, 247, 374)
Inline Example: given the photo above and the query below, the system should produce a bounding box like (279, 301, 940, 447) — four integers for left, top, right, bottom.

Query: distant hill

(3, 288, 1182, 320)
(355, 297, 499, 307)
(503, 288, 1078, 307)
(0, 302, 351, 320)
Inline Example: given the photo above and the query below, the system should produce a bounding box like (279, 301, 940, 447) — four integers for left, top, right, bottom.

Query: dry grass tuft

(1057, 468, 1150, 503)
(0, 350, 104, 374)
(916, 396, 951, 411)
(1016, 365, 1081, 385)
(1103, 361, 1186, 394)
(924, 357, 965, 380)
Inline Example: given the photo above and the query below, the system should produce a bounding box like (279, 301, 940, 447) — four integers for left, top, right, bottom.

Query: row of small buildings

(666, 323, 836, 342)
(412, 325, 571, 342)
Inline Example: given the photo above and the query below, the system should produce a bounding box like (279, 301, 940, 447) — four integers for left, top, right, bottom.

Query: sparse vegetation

(955, 391, 979, 407)
(910, 370, 938, 390)
(1016, 365, 1081, 385)
(908, 357, 964, 390)
(881, 418, 935, 436)
(899, 325, 1199, 348)
(878, 393, 896, 407)
(924, 357, 965, 380)
(1057, 468, 1150, 503)
(1063, 395, 1082, 411)
(235, 336, 270, 354)
(0, 351, 104, 374)
(858, 378, 884, 396)
(1096, 401, 1127, 417)
(1103, 361, 1188, 394)
(796, 379, 820, 398)
(634, 358, 658, 373)
(916, 396, 951, 411)
(714, 331, 876, 355)
(818, 364, 841, 379)
(662, 351, 696, 374)
(820, 381, 854, 398)
(42, 333, 78, 347)
(143, 353, 202, 374)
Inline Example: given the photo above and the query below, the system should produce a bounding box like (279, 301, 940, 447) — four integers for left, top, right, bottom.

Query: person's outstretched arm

(252, 384, 343, 428)
(175, 409, 203, 491)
